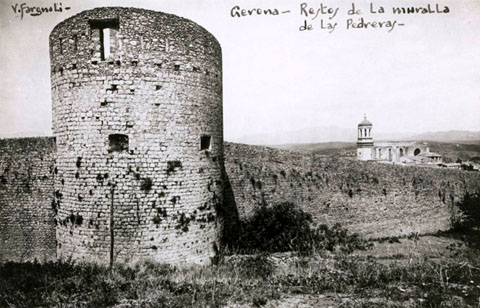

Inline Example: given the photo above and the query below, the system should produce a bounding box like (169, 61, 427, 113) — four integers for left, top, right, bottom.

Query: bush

(231, 202, 370, 254)
(448, 192, 480, 250)
(456, 192, 480, 230)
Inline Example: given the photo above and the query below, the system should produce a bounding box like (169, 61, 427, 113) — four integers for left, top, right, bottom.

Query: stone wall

(50, 7, 223, 265)
(224, 142, 480, 238)
(1, 139, 479, 262)
(0, 137, 56, 262)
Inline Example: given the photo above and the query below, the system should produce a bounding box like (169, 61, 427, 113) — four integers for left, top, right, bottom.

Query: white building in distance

(356, 115, 442, 165)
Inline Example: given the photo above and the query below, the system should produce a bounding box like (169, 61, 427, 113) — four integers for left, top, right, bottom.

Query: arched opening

(388, 148, 392, 161)
(399, 148, 404, 157)
(414, 148, 421, 156)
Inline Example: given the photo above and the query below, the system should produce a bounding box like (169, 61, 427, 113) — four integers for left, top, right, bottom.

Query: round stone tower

(357, 115, 373, 161)
(49, 7, 223, 265)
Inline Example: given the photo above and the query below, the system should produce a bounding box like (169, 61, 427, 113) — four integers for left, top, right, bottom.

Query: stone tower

(49, 7, 223, 264)
(357, 115, 373, 161)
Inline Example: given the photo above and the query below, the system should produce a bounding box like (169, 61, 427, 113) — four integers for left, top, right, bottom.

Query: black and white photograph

(0, 0, 479, 307)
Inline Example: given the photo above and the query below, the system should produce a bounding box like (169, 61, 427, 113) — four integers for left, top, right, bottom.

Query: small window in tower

(102, 28, 111, 59)
(59, 38, 64, 54)
(200, 135, 211, 151)
(174, 64, 180, 71)
(108, 134, 129, 153)
(73, 35, 78, 51)
(89, 19, 119, 61)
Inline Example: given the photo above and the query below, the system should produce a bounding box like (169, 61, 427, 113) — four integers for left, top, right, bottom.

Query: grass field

(2, 201, 479, 308)
(1, 231, 479, 308)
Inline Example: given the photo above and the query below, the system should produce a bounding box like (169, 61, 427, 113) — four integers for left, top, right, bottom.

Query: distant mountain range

(231, 127, 480, 145)
(2, 128, 479, 145)
(407, 131, 480, 143)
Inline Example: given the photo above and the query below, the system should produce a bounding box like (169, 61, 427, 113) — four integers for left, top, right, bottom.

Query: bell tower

(357, 115, 373, 161)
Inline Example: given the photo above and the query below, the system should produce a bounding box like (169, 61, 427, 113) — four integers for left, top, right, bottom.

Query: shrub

(448, 192, 480, 250)
(456, 192, 480, 230)
(231, 202, 370, 254)
(232, 202, 314, 253)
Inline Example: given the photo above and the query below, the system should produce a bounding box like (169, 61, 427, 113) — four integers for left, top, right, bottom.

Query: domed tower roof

(358, 114, 372, 127)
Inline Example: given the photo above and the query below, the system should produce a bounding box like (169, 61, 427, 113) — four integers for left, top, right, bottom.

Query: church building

(356, 115, 443, 165)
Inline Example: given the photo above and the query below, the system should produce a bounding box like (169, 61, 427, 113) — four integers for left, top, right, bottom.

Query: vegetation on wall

(229, 202, 371, 254)
(449, 193, 480, 250)
(457, 193, 480, 229)
(451, 193, 480, 230)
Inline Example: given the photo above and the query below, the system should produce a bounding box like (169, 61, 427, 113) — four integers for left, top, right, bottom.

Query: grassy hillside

(273, 142, 356, 156)
(427, 141, 480, 162)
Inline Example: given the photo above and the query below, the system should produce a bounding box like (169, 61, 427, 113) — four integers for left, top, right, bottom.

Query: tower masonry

(357, 115, 373, 161)
(49, 7, 223, 264)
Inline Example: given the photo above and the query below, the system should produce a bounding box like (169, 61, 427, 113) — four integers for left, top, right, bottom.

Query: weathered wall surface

(50, 7, 223, 265)
(0, 137, 56, 262)
(224, 142, 480, 238)
(0, 139, 479, 262)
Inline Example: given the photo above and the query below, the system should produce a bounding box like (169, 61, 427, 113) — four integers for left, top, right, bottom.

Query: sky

(0, 0, 479, 141)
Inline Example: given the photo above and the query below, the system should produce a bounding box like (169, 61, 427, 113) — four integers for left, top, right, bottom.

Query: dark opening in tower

(89, 19, 119, 61)
(200, 135, 211, 151)
(108, 134, 129, 152)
